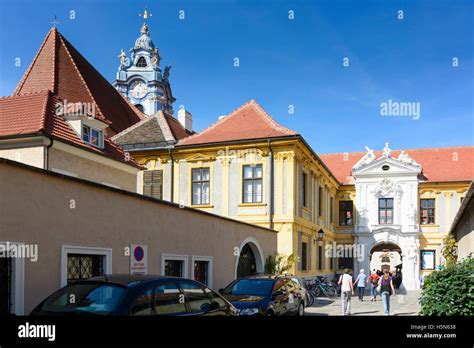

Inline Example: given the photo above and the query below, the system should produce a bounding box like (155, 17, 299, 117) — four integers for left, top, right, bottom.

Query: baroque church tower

(113, 10, 175, 116)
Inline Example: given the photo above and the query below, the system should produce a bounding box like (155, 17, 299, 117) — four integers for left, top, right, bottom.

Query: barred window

(67, 254, 104, 284)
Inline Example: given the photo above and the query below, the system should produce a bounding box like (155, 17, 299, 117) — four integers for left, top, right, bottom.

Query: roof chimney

(178, 107, 192, 132)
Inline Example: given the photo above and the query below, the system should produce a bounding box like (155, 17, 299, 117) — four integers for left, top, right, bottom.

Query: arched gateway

(235, 237, 265, 278)
(370, 242, 402, 273)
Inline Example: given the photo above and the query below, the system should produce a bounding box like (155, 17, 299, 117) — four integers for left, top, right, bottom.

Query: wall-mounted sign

(130, 244, 147, 275)
(420, 250, 435, 270)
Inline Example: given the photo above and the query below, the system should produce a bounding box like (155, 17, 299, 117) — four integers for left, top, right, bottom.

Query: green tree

(442, 233, 458, 266)
(419, 257, 474, 316)
(265, 253, 296, 275)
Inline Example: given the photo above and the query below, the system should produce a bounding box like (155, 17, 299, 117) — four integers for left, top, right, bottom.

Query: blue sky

(0, 0, 472, 153)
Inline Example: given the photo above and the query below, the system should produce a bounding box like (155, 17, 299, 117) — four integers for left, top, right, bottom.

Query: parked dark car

(219, 274, 305, 316)
(30, 275, 237, 316)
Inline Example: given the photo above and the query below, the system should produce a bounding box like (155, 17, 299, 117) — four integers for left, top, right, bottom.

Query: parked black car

(219, 274, 305, 316)
(31, 275, 237, 316)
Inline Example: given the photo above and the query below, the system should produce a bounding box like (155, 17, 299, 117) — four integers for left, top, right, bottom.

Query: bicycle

(306, 277, 338, 300)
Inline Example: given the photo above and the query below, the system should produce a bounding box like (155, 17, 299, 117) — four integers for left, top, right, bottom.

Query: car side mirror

(272, 290, 283, 298)
(218, 288, 224, 294)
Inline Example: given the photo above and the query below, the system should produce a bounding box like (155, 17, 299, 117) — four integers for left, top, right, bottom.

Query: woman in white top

(338, 268, 354, 316)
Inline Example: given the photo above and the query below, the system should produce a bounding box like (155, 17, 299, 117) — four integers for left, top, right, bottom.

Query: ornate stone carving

(151, 48, 161, 67)
(118, 49, 127, 68)
(382, 142, 391, 158)
(397, 151, 420, 167)
(353, 146, 376, 171)
(372, 178, 402, 197)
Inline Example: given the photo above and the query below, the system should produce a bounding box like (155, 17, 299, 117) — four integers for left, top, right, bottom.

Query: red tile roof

(13, 28, 143, 134)
(319, 147, 474, 184)
(177, 100, 298, 146)
(0, 90, 142, 169)
(164, 113, 193, 140)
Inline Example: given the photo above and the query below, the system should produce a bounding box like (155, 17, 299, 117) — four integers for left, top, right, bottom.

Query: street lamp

(318, 228, 324, 241)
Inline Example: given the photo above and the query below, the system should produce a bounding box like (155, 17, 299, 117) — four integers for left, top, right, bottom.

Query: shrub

(265, 253, 296, 275)
(419, 257, 474, 316)
(441, 233, 458, 266)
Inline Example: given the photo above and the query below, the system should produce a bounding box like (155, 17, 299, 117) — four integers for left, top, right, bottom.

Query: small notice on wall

(130, 244, 147, 275)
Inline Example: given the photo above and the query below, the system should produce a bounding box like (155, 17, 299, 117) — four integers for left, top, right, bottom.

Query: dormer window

(82, 124, 103, 148)
(136, 57, 147, 67)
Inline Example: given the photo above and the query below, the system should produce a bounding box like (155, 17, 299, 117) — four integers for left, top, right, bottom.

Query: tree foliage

(442, 233, 458, 266)
(419, 257, 474, 316)
(265, 253, 296, 275)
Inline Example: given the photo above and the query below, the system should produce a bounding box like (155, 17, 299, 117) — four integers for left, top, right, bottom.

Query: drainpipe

(268, 139, 274, 230)
(44, 135, 54, 170)
(169, 147, 174, 203)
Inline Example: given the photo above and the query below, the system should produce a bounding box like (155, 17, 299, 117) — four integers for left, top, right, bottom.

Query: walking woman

(353, 269, 368, 301)
(378, 269, 396, 315)
(369, 269, 380, 301)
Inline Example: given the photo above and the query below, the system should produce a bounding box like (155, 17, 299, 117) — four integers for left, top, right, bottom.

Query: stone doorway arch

(235, 237, 264, 279)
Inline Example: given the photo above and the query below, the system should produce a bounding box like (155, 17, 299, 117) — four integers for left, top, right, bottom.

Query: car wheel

(266, 310, 275, 316)
(297, 302, 304, 316)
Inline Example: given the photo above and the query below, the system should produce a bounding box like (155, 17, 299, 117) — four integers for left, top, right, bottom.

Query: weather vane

(139, 8, 152, 23)
(51, 15, 59, 27)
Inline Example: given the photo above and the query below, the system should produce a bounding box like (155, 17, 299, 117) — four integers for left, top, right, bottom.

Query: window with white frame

(162, 254, 188, 278)
(61, 246, 112, 287)
(191, 168, 210, 205)
(243, 164, 263, 203)
(192, 256, 213, 287)
(82, 124, 103, 148)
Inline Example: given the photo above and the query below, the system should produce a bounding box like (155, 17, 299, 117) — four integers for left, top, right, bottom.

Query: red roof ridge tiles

(178, 99, 298, 146)
(320, 145, 474, 157)
(13, 29, 56, 95)
(319, 146, 474, 184)
(246, 99, 298, 136)
(12, 27, 142, 133)
(55, 31, 108, 124)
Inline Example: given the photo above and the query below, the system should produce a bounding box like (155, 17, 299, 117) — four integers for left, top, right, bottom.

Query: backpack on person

(370, 274, 379, 286)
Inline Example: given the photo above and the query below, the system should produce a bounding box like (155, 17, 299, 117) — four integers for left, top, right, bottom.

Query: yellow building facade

(114, 100, 473, 287)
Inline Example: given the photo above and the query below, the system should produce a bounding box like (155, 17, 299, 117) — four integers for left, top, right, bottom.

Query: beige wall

(458, 231, 474, 260)
(0, 160, 278, 314)
(48, 145, 138, 192)
(0, 146, 45, 169)
(453, 194, 474, 260)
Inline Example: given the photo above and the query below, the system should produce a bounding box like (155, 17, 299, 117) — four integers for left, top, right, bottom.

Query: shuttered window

(143, 170, 163, 199)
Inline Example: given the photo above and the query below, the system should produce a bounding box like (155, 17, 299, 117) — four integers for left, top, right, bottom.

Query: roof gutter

(169, 147, 174, 202)
(268, 139, 274, 230)
(44, 135, 54, 170)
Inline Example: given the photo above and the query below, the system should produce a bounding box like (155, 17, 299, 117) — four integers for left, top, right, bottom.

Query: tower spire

(50, 15, 59, 28)
(139, 8, 152, 23)
(138, 7, 152, 35)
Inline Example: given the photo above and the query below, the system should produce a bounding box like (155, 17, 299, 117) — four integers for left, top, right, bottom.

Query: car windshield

(40, 283, 126, 315)
(223, 279, 274, 296)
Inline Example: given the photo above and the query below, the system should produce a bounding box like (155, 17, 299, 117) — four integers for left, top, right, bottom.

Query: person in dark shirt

(377, 269, 396, 315)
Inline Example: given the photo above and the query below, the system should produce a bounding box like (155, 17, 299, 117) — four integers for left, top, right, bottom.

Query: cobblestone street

(305, 290, 421, 316)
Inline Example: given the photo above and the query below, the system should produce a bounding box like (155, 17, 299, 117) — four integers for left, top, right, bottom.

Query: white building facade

(352, 144, 422, 290)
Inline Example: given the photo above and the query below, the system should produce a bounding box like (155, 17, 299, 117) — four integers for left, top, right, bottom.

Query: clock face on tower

(130, 80, 148, 99)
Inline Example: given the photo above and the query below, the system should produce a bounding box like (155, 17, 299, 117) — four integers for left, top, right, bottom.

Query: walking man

(353, 269, 368, 301)
(338, 268, 354, 316)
